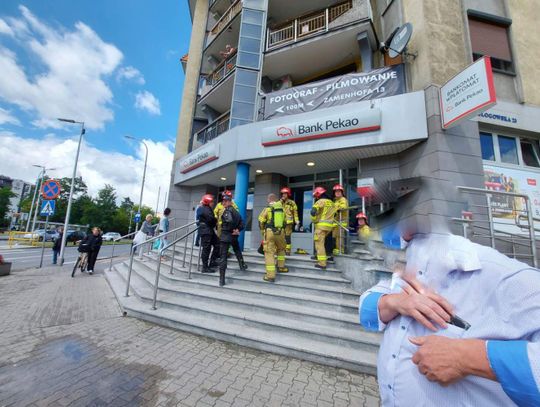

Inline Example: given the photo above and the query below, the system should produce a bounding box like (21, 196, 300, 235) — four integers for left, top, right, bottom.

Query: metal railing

(456, 186, 538, 267)
(200, 54, 237, 96)
(208, 0, 242, 42)
(108, 230, 138, 271)
(194, 111, 230, 149)
(267, 1, 353, 49)
(125, 221, 197, 298)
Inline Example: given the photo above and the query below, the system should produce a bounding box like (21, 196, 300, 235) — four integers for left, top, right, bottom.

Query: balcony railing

(194, 111, 230, 149)
(208, 0, 242, 42)
(200, 53, 237, 96)
(267, 0, 353, 50)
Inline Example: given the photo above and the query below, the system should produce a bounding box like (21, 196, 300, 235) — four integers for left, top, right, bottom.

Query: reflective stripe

(317, 222, 334, 228)
(277, 255, 286, 261)
(266, 265, 276, 271)
(317, 255, 327, 261)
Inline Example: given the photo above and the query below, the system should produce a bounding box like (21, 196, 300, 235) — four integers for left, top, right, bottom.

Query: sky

(0, 1, 192, 211)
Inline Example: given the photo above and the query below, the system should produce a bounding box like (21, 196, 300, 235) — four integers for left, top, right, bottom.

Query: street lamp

(125, 135, 148, 231)
(57, 118, 85, 266)
(27, 165, 56, 232)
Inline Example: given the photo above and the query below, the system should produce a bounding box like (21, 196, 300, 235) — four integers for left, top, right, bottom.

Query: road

(1, 244, 132, 271)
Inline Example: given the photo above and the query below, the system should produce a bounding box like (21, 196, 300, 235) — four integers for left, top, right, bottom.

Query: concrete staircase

(105, 245, 382, 374)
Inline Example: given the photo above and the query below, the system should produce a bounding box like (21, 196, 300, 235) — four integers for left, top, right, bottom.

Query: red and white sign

(357, 178, 375, 197)
(180, 144, 219, 174)
(262, 109, 381, 147)
(440, 56, 496, 129)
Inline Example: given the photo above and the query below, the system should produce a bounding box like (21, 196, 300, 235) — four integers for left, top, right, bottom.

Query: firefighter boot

(237, 254, 248, 270)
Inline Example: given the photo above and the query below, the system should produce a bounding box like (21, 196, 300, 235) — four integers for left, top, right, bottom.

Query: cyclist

(81, 227, 103, 274)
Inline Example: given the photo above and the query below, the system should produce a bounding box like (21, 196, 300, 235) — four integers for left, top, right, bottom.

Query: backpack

(270, 201, 285, 229)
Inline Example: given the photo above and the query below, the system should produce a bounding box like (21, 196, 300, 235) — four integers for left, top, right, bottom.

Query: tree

(0, 187, 16, 227)
(93, 185, 118, 231)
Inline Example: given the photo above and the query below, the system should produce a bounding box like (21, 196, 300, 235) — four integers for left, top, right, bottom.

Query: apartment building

(169, 0, 540, 253)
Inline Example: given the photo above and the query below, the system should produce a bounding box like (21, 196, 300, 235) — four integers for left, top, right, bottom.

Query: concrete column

(234, 162, 250, 249)
(357, 31, 373, 72)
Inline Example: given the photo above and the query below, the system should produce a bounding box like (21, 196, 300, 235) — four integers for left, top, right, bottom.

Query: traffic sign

(42, 179, 61, 200)
(134, 212, 141, 223)
(40, 200, 56, 216)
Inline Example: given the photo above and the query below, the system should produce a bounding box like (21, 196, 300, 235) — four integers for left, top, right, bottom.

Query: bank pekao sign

(180, 144, 219, 174)
(262, 109, 381, 147)
(440, 56, 497, 129)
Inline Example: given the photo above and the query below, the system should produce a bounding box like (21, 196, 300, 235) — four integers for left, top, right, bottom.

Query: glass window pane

(231, 101, 255, 120)
(234, 84, 256, 103)
(243, 0, 266, 11)
(498, 135, 519, 164)
(243, 9, 264, 25)
(230, 118, 251, 128)
(480, 132, 495, 161)
(240, 37, 261, 53)
(521, 141, 540, 168)
(236, 68, 258, 86)
(242, 22, 262, 38)
(238, 51, 260, 69)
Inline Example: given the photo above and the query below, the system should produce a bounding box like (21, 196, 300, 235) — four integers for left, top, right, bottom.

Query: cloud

(134, 90, 161, 115)
(117, 66, 145, 85)
(0, 18, 14, 36)
(0, 6, 123, 130)
(0, 131, 174, 210)
(0, 107, 20, 125)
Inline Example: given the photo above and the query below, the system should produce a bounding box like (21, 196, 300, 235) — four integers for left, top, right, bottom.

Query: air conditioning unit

(272, 75, 293, 92)
(260, 76, 273, 94)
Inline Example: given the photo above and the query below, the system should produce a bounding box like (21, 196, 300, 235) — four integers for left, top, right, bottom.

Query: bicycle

(72, 240, 91, 277)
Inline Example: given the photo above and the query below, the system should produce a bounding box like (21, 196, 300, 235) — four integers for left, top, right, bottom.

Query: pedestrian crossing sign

(40, 200, 56, 216)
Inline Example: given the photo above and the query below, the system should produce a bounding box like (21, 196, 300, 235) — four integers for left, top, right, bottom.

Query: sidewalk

(0, 263, 380, 407)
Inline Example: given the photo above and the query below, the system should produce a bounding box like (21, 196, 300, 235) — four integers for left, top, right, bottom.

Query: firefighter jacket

(214, 200, 239, 226)
(334, 196, 349, 227)
(258, 201, 284, 231)
(282, 198, 299, 224)
(310, 198, 337, 229)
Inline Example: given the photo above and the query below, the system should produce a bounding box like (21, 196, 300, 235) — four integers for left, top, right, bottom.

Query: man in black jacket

(197, 194, 220, 273)
(218, 195, 247, 286)
(83, 227, 103, 274)
(52, 227, 63, 264)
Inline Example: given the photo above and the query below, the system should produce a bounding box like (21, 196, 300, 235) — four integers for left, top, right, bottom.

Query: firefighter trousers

(284, 223, 293, 254)
(332, 223, 347, 255)
(314, 226, 332, 267)
(264, 228, 286, 279)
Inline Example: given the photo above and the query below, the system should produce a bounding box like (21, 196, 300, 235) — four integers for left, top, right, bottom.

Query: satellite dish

(388, 23, 413, 58)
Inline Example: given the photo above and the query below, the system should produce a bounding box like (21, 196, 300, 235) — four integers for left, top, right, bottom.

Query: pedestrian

(218, 195, 247, 286)
(280, 187, 299, 255)
(258, 193, 288, 282)
(155, 208, 171, 256)
(52, 227, 63, 265)
(82, 227, 102, 274)
(138, 214, 155, 258)
(311, 187, 337, 270)
(214, 190, 238, 239)
(332, 184, 349, 255)
(356, 212, 371, 241)
(197, 194, 220, 273)
(359, 226, 540, 406)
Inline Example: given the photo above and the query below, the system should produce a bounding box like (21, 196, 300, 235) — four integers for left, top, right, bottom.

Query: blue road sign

(42, 180, 61, 200)
(40, 200, 56, 216)
(134, 212, 141, 223)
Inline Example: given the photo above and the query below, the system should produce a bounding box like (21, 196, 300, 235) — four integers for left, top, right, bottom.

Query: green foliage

(0, 187, 16, 227)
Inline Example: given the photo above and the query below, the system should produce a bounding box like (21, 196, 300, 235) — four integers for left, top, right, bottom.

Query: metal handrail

(124, 221, 197, 297)
(151, 226, 200, 309)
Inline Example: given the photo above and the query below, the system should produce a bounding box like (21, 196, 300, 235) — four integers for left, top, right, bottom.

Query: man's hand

(378, 278, 453, 331)
(232, 229, 240, 236)
(409, 336, 495, 385)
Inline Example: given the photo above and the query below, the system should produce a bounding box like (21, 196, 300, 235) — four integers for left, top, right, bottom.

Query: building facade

(169, 0, 540, 253)
(0, 175, 33, 228)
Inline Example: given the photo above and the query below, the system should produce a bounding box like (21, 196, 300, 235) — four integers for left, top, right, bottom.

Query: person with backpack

(258, 193, 288, 283)
(197, 194, 220, 273)
(218, 195, 247, 286)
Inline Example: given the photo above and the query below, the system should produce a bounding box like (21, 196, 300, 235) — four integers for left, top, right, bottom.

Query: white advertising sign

(180, 144, 219, 174)
(483, 164, 540, 236)
(262, 109, 381, 147)
(440, 56, 497, 129)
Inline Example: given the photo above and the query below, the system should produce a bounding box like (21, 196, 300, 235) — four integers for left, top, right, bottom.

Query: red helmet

(333, 184, 344, 192)
(223, 190, 233, 198)
(356, 212, 368, 220)
(313, 187, 326, 198)
(201, 194, 214, 205)
(280, 187, 292, 196)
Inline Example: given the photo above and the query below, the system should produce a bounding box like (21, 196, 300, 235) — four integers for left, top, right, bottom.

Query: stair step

(106, 269, 378, 374)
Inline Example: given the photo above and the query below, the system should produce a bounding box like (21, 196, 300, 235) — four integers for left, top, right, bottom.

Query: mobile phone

(449, 315, 471, 331)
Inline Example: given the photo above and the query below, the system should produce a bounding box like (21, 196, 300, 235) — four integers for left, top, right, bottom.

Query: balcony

(193, 111, 230, 150)
(206, 0, 242, 47)
(200, 54, 237, 97)
(267, 1, 353, 50)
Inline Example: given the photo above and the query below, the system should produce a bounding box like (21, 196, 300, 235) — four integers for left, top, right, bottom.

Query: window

(480, 132, 495, 161)
(521, 140, 540, 168)
(498, 136, 519, 164)
(468, 11, 514, 74)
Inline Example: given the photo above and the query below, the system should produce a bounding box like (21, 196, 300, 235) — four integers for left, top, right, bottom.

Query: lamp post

(27, 165, 56, 232)
(57, 118, 85, 266)
(125, 135, 148, 231)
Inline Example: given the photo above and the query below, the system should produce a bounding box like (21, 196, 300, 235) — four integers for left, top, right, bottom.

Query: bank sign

(264, 65, 405, 120)
(262, 109, 381, 147)
(180, 144, 219, 174)
(440, 56, 497, 129)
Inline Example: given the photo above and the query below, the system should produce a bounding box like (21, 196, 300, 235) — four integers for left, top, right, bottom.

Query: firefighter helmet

(313, 187, 326, 198)
(280, 187, 292, 196)
(201, 194, 214, 205)
(223, 190, 233, 198)
(356, 212, 368, 220)
(333, 184, 344, 192)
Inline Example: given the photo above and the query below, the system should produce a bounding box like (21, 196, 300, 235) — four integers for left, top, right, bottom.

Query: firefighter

(311, 187, 337, 270)
(258, 193, 288, 282)
(214, 190, 238, 238)
(356, 212, 371, 241)
(332, 184, 349, 255)
(197, 194, 219, 273)
(280, 187, 299, 255)
(218, 195, 247, 286)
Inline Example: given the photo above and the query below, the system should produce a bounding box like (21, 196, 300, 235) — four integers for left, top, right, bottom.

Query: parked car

(66, 230, 87, 245)
(22, 229, 59, 242)
(102, 232, 121, 241)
